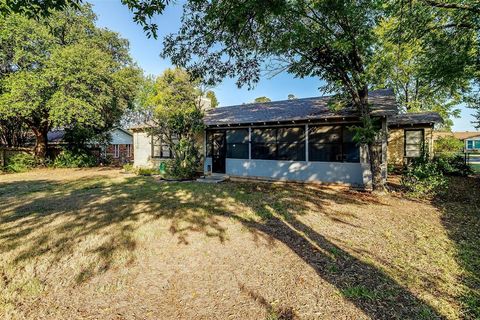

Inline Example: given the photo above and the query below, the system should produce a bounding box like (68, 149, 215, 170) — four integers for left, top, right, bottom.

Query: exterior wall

(387, 126, 434, 167)
(204, 157, 368, 186)
(105, 144, 133, 166)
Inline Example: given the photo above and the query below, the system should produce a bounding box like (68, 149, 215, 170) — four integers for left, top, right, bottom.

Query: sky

(90, 0, 478, 132)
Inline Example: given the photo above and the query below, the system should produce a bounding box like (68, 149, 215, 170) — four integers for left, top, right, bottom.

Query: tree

(146, 68, 204, 179)
(0, 118, 29, 147)
(0, 6, 141, 159)
(371, 2, 477, 129)
(254, 96, 271, 103)
(287, 94, 297, 100)
(206, 90, 219, 108)
(0, 0, 168, 38)
(161, 0, 387, 189)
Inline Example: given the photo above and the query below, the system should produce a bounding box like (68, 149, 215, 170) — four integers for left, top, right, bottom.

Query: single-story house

(46, 127, 133, 165)
(433, 131, 480, 152)
(104, 127, 134, 165)
(133, 89, 443, 188)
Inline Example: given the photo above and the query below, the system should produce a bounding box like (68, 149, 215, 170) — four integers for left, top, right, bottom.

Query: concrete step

(196, 175, 229, 183)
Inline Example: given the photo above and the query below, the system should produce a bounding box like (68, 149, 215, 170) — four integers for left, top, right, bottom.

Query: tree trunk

(357, 86, 385, 191)
(32, 126, 49, 162)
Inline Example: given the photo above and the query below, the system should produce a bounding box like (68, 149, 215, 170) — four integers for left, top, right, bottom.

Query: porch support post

(305, 124, 309, 162)
(248, 127, 252, 160)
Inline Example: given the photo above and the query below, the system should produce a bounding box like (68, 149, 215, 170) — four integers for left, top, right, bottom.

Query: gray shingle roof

(205, 89, 398, 126)
(388, 112, 443, 126)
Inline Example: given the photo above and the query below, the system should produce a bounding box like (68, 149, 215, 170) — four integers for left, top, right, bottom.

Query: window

(152, 135, 171, 158)
(206, 131, 213, 157)
(308, 126, 359, 162)
(126, 144, 132, 157)
(113, 144, 120, 158)
(404, 130, 424, 158)
(475, 140, 480, 149)
(226, 129, 249, 159)
(467, 140, 474, 150)
(252, 127, 305, 161)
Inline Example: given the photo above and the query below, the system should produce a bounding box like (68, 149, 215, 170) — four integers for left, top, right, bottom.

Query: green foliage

(0, 6, 141, 157)
(287, 94, 296, 100)
(53, 150, 97, 168)
(146, 68, 204, 180)
(137, 168, 161, 176)
(435, 154, 473, 177)
(434, 136, 464, 155)
(206, 90, 219, 108)
(401, 155, 447, 198)
(122, 163, 134, 173)
(5, 153, 36, 173)
(254, 96, 271, 103)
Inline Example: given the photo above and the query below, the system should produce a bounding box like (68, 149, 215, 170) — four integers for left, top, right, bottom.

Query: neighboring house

(104, 127, 133, 166)
(46, 127, 133, 165)
(433, 131, 480, 152)
(133, 89, 442, 188)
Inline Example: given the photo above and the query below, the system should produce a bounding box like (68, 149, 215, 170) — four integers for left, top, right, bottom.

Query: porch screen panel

(277, 127, 305, 161)
(404, 130, 424, 157)
(308, 126, 343, 162)
(206, 131, 213, 157)
(252, 128, 277, 160)
(226, 129, 249, 159)
(343, 128, 360, 162)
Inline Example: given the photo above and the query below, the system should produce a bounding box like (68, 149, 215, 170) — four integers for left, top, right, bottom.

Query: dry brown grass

(0, 168, 478, 319)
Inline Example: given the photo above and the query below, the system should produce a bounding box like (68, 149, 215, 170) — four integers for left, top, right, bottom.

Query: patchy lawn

(0, 168, 478, 319)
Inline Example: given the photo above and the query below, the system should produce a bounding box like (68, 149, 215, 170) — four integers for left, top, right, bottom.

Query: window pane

(309, 126, 342, 143)
(161, 145, 170, 158)
(206, 131, 213, 157)
(252, 143, 276, 160)
(309, 143, 342, 162)
(343, 142, 360, 162)
(404, 130, 423, 158)
(277, 127, 304, 143)
(227, 143, 249, 159)
(252, 128, 276, 143)
(467, 140, 473, 149)
(278, 142, 305, 161)
(475, 140, 480, 149)
(226, 129, 249, 144)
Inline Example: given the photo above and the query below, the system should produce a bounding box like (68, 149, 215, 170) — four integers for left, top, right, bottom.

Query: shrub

(53, 150, 97, 168)
(137, 168, 161, 176)
(122, 163, 134, 173)
(164, 157, 199, 180)
(434, 135, 464, 156)
(434, 154, 473, 176)
(401, 155, 447, 198)
(5, 153, 36, 173)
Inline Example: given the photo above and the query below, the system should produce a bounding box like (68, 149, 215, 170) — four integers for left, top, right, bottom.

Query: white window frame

(113, 144, 120, 158)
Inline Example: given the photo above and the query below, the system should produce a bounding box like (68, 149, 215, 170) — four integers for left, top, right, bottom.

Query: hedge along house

(203, 89, 442, 188)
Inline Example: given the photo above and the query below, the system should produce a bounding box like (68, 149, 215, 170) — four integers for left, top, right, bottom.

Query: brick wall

(105, 144, 133, 166)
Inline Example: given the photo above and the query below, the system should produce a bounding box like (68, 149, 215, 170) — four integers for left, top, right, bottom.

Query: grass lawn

(0, 168, 478, 319)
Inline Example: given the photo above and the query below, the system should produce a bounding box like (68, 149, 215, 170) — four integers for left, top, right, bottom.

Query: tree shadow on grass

(434, 175, 480, 319)
(0, 175, 444, 319)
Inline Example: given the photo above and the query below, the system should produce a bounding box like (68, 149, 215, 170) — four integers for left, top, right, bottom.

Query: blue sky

(90, 0, 477, 131)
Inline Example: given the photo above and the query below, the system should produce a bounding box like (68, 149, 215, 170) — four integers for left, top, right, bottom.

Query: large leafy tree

(146, 68, 205, 179)
(161, 0, 387, 189)
(373, 1, 478, 129)
(0, 5, 141, 159)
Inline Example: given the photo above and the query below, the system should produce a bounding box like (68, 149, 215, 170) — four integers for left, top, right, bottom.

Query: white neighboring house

(131, 97, 212, 168)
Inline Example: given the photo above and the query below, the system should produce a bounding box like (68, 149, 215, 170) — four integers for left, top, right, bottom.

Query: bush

(401, 155, 447, 198)
(434, 154, 473, 176)
(5, 153, 36, 173)
(164, 157, 199, 180)
(434, 135, 464, 155)
(53, 150, 97, 168)
(122, 163, 134, 173)
(137, 168, 160, 176)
